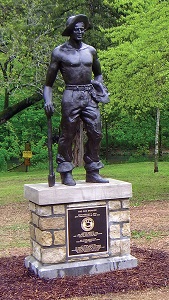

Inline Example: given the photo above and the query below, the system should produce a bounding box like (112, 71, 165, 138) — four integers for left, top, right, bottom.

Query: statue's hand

(44, 101, 55, 117)
(43, 85, 54, 117)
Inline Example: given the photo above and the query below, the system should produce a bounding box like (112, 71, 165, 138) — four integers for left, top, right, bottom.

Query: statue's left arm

(91, 47, 103, 83)
(44, 47, 60, 116)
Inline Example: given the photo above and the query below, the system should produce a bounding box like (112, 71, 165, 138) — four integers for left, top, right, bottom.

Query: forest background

(0, 0, 169, 171)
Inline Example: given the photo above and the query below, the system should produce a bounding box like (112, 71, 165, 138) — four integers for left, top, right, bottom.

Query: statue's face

(71, 22, 85, 41)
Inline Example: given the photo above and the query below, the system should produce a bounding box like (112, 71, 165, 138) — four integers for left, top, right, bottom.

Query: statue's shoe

(86, 171, 109, 183)
(61, 172, 76, 186)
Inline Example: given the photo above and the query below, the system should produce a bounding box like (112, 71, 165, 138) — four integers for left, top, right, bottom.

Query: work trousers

(56, 88, 104, 173)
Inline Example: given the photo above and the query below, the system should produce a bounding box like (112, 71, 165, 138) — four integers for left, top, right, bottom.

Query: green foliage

(0, 98, 61, 166)
(160, 110, 169, 148)
(99, 0, 169, 153)
(0, 0, 123, 165)
(100, 1, 169, 114)
(101, 114, 155, 150)
(0, 121, 21, 164)
(30, 138, 48, 165)
(1, 0, 169, 162)
(0, 149, 8, 171)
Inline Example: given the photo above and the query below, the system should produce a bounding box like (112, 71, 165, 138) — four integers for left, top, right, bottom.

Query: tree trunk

(4, 88, 10, 110)
(154, 107, 160, 173)
(159, 124, 162, 157)
(73, 120, 84, 167)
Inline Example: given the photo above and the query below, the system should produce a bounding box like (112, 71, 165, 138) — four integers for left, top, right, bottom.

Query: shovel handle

(47, 115, 55, 187)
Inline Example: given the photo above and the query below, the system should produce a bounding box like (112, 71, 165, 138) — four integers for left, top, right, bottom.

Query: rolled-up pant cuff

(56, 162, 75, 173)
(84, 161, 104, 172)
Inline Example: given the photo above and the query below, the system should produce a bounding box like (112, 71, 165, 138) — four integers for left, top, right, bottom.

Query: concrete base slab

(25, 255, 138, 279)
(24, 179, 132, 205)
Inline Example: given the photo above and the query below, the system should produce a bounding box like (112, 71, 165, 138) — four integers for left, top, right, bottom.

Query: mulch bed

(0, 247, 169, 300)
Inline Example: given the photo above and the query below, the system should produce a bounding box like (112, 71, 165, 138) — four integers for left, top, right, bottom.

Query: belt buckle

(75, 85, 90, 91)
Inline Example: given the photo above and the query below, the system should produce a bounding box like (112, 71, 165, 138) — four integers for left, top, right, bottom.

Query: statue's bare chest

(60, 49, 93, 67)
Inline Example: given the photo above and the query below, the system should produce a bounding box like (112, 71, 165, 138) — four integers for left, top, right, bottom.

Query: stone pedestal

(24, 179, 137, 279)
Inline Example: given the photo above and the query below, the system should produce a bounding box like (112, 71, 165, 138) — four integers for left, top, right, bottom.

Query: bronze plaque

(67, 205, 108, 257)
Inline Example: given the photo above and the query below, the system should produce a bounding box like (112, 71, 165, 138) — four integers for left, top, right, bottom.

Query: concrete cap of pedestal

(24, 179, 132, 205)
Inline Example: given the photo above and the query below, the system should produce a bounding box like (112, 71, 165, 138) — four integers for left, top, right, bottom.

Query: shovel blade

(48, 173, 55, 187)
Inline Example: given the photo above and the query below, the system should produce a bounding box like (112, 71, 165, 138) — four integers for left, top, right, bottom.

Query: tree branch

(0, 91, 43, 125)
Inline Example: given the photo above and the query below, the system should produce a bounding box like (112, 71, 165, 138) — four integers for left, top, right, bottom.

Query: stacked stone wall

(29, 198, 131, 265)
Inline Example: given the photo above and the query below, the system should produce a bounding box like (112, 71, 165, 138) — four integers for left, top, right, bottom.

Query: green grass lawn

(0, 161, 168, 253)
(0, 161, 169, 206)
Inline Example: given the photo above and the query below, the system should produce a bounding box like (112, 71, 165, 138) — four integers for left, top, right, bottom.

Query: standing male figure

(44, 14, 109, 186)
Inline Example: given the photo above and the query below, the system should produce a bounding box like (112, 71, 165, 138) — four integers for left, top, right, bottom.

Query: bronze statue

(44, 14, 109, 186)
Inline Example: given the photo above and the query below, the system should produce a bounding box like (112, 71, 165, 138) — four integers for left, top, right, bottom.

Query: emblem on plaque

(81, 217, 94, 231)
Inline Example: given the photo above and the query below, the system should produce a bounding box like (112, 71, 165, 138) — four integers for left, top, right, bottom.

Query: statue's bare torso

(46, 42, 101, 86)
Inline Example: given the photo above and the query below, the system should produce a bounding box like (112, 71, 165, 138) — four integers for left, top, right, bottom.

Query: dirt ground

(0, 200, 168, 300)
(68, 287, 169, 300)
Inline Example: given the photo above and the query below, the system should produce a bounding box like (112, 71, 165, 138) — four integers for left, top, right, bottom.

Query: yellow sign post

(22, 151, 32, 159)
(23, 142, 32, 171)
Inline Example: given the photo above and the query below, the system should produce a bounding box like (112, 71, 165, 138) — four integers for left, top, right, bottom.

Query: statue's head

(62, 14, 91, 37)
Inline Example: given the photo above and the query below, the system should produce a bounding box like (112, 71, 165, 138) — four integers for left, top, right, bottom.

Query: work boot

(60, 171, 76, 186)
(86, 170, 109, 183)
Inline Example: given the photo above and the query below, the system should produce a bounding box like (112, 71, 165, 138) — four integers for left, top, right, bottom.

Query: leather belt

(65, 84, 93, 91)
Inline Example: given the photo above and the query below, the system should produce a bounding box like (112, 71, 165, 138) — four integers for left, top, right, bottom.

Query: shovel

(47, 115, 55, 187)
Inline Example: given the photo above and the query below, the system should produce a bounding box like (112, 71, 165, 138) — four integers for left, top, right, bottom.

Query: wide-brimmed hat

(62, 14, 91, 36)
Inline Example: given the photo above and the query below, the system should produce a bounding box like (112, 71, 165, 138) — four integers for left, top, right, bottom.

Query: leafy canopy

(100, 0, 169, 118)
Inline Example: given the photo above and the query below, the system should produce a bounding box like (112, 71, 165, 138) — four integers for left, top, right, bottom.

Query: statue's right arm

(44, 48, 60, 116)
